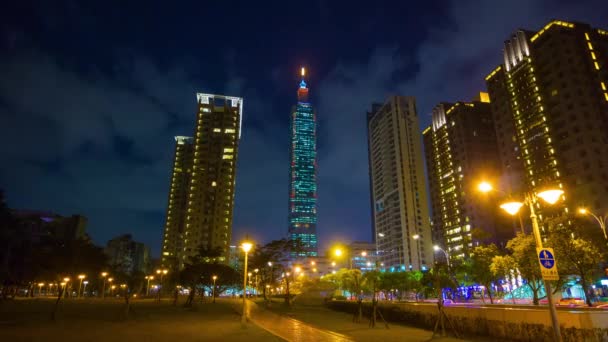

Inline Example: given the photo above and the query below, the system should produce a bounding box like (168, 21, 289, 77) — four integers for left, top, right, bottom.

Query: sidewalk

(254, 299, 469, 342)
(228, 298, 352, 341)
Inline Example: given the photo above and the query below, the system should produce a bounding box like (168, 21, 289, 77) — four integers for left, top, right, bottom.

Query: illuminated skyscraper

(423, 94, 511, 260)
(288, 67, 318, 257)
(367, 96, 432, 271)
(161, 94, 243, 269)
(486, 20, 608, 224)
(160, 136, 193, 268)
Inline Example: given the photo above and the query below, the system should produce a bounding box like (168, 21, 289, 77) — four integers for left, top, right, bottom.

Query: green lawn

(0, 297, 283, 342)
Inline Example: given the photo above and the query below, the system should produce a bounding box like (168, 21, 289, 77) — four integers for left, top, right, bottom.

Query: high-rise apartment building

(423, 94, 512, 259)
(486, 20, 608, 225)
(106, 234, 151, 275)
(160, 136, 193, 268)
(367, 96, 432, 271)
(161, 93, 243, 268)
(288, 68, 318, 258)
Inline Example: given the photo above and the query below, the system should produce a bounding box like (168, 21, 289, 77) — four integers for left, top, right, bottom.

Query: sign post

(537, 247, 559, 281)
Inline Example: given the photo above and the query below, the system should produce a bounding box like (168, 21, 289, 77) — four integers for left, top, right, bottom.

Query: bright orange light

(241, 242, 253, 253)
(578, 208, 588, 214)
(478, 181, 493, 193)
(537, 189, 564, 205)
(500, 201, 524, 216)
(301, 67, 305, 77)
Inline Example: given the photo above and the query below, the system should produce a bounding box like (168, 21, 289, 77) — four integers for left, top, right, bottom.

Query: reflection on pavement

(238, 299, 353, 342)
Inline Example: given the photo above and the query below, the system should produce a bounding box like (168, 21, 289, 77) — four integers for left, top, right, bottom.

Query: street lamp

(100, 272, 108, 299)
(156, 269, 168, 301)
(578, 208, 608, 240)
(479, 181, 564, 342)
(82, 281, 89, 297)
(145, 276, 154, 296)
(212, 275, 217, 303)
(333, 247, 352, 269)
(412, 234, 422, 270)
(37, 283, 44, 296)
(110, 285, 116, 297)
(63, 277, 70, 298)
(77, 274, 86, 298)
(241, 240, 253, 324)
(433, 245, 450, 268)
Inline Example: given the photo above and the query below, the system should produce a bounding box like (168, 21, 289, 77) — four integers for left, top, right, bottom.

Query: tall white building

(367, 96, 433, 271)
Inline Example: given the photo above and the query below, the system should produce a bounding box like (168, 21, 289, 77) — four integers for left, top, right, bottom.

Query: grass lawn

(0, 297, 283, 342)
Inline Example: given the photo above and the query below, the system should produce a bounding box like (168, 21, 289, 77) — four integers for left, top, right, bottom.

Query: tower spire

(298, 66, 309, 102)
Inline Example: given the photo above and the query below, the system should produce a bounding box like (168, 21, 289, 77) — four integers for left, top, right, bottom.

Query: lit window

(224, 147, 234, 153)
(225, 128, 236, 134)
(223, 155, 233, 160)
(213, 128, 221, 132)
(212, 181, 217, 187)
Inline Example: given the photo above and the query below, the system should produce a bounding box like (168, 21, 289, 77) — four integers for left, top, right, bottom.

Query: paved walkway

(228, 298, 352, 342)
(242, 299, 470, 342)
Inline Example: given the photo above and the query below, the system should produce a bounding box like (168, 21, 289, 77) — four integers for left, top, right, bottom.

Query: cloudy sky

(0, 0, 604, 256)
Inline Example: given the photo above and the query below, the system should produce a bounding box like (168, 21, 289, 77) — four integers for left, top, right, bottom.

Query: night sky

(0, 0, 604, 257)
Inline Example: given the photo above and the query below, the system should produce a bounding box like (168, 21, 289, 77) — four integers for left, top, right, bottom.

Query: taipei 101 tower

(287, 67, 318, 257)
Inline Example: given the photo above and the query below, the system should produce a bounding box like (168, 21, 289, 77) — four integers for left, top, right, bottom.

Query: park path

(229, 299, 353, 342)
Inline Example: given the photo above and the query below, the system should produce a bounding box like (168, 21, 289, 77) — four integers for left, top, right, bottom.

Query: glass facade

(288, 76, 318, 257)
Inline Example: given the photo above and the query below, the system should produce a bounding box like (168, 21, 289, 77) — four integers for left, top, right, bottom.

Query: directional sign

(537, 247, 559, 281)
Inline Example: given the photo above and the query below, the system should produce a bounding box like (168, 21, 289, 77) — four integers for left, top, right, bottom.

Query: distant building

(288, 67, 318, 258)
(160, 136, 194, 269)
(161, 93, 243, 269)
(423, 93, 511, 260)
(105, 234, 150, 275)
(348, 241, 377, 272)
(367, 96, 433, 271)
(485, 20, 608, 226)
(12, 210, 87, 242)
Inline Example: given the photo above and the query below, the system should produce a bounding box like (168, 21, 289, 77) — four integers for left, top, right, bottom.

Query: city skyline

(1, 1, 606, 256)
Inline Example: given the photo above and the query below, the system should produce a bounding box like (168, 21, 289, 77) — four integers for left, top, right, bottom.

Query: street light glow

(412, 234, 420, 240)
(78, 274, 86, 280)
(433, 245, 440, 251)
(478, 181, 493, 193)
(334, 248, 342, 257)
(537, 189, 564, 205)
(500, 201, 524, 216)
(241, 241, 253, 253)
(579, 208, 588, 214)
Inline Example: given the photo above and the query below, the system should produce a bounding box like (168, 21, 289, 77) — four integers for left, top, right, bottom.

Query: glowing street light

(241, 240, 253, 324)
(145, 275, 154, 296)
(82, 281, 89, 297)
(37, 283, 44, 296)
(63, 277, 70, 298)
(578, 207, 608, 239)
(212, 275, 217, 303)
(77, 274, 86, 298)
(100, 272, 109, 299)
(478, 181, 564, 342)
(433, 245, 450, 268)
(477, 181, 493, 193)
(156, 269, 169, 301)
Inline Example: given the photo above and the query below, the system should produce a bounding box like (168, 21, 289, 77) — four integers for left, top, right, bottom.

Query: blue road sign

(538, 249, 555, 269)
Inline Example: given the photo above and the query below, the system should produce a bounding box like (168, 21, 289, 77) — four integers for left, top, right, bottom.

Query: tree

(470, 244, 500, 304)
(548, 226, 604, 306)
(507, 233, 543, 305)
(490, 254, 519, 304)
(180, 245, 240, 307)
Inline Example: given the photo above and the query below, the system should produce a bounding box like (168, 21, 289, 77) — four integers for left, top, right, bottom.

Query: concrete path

(229, 298, 352, 342)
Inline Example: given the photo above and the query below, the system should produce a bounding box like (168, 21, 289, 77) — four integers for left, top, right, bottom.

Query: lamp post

(241, 241, 253, 324)
(578, 208, 607, 240)
(412, 234, 422, 270)
(110, 285, 116, 297)
(100, 272, 108, 299)
(212, 275, 217, 303)
(77, 274, 86, 298)
(254, 269, 259, 295)
(433, 245, 450, 268)
(156, 269, 168, 302)
(63, 277, 70, 298)
(37, 283, 44, 296)
(82, 281, 89, 297)
(479, 182, 564, 342)
(145, 276, 154, 296)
